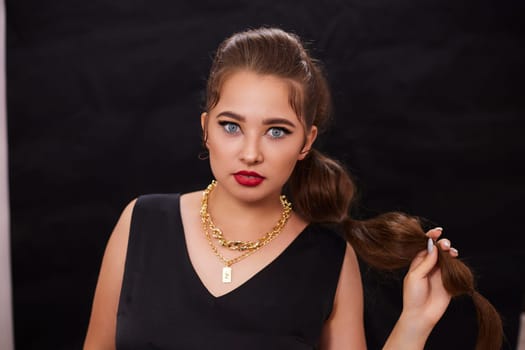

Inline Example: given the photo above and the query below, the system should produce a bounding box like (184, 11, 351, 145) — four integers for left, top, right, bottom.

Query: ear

(201, 112, 208, 131)
(298, 125, 318, 160)
(201, 112, 208, 144)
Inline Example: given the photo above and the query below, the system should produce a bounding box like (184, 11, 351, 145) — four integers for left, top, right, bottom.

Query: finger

(449, 247, 459, 257)
(408, 239, 439, 278)
(437, 239, 459, 258)
(426, 227, 443, 240)
(428, 266, 452, 302)
(408, 249, 428, 271)
(437, 239, 451, 251)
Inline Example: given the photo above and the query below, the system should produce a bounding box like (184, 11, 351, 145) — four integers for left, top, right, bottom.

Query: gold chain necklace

(201, 181, 292, 251)
(200, 180, 292, 283)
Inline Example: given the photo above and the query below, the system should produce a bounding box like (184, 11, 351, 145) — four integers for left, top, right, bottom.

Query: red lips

(233, 171, 265, 187)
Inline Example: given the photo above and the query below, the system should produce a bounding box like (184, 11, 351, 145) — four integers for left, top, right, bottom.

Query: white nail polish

(434, 227, 443, 232)
(451, 248, 459, 256)
(443, 240, 451, 248)
(427, 238, 434, 253)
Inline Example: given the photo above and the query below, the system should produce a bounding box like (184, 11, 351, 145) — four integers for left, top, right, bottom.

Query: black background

(6, 0, 525, 349)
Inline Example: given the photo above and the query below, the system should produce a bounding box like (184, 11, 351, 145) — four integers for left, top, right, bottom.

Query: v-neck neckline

(177, 194, 311, 300)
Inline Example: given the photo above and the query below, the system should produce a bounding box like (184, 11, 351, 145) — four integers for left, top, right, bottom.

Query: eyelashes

(266, 127, 291, 138)
(218, 120, 291, 139)
(219, 121, 241, 134)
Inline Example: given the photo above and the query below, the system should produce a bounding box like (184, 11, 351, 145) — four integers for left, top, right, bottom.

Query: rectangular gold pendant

(222, 266, 232, 283)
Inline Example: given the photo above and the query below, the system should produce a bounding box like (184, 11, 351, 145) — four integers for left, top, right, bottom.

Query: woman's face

(202, 70, 317, 203)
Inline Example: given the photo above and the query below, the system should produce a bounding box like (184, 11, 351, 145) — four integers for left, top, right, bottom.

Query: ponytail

(289, 149, 503, 350)
(288, 149, 353, 223)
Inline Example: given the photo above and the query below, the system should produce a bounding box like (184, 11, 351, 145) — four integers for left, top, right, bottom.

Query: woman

(84, 27, 502, 349)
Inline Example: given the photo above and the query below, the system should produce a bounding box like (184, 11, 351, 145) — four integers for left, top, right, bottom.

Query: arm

(320, 243, 367, 350)
(83, 199, 136, 350)
(321, 229, 456, 350)
(383, 228, 456, 350)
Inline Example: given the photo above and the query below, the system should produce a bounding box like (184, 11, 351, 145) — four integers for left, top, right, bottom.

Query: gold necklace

(200, 180, 292, 283)
(201, 181, 292, 251)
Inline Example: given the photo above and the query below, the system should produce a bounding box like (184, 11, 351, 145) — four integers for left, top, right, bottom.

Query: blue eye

(219, 121, 240, 134)
(267, 127, 289, 139)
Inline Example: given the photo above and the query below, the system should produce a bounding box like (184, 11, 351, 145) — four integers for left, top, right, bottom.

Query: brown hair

(205, 27, 503, 350)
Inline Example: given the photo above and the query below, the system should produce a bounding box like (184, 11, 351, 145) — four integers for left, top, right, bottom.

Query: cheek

(207, 134, 240, 156)
(206, 135, 240, 172)
(206, 129, 233, 153)
(274, 146, 302, 170)
(207, 141, 229, 163)
(207, 147, 230, 179)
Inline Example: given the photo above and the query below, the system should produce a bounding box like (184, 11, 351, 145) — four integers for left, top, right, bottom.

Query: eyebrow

(216, 111, 297, 128)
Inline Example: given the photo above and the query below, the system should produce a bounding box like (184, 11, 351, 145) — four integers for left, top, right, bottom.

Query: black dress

(116, 193, 347, 350)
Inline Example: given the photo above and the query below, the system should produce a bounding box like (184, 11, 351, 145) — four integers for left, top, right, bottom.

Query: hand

(400, 228, 459, 333)
(382, 228, 460, 349)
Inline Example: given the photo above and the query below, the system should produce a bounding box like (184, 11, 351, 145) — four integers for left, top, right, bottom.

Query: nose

(240, 134, 263, 165)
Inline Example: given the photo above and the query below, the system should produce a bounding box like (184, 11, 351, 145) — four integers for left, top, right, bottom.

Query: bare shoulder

(319, 243, 367, 350)
(83, 198, 137, 350)
(106, 198, 137, 253)
(180, 190, 203, 221)
(180, 190, 203, 208)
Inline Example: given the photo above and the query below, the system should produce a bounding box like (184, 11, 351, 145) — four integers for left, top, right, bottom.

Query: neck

(205, 183, 288, 241)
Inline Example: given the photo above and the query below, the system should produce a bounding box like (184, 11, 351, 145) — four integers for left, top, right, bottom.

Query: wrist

(383, 313, 433, 350)
(397, 311, 434, 338)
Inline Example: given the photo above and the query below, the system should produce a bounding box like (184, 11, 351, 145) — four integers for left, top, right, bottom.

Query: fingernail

(434, 227, 443, 232)
(443, 240, 451, 248)
(451, 248, 459, 256)
(427, 238, 434, 253)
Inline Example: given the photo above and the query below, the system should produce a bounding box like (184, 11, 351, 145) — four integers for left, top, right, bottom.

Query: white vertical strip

(0, 1, 14, 349)
(518, 313, 525, 350)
